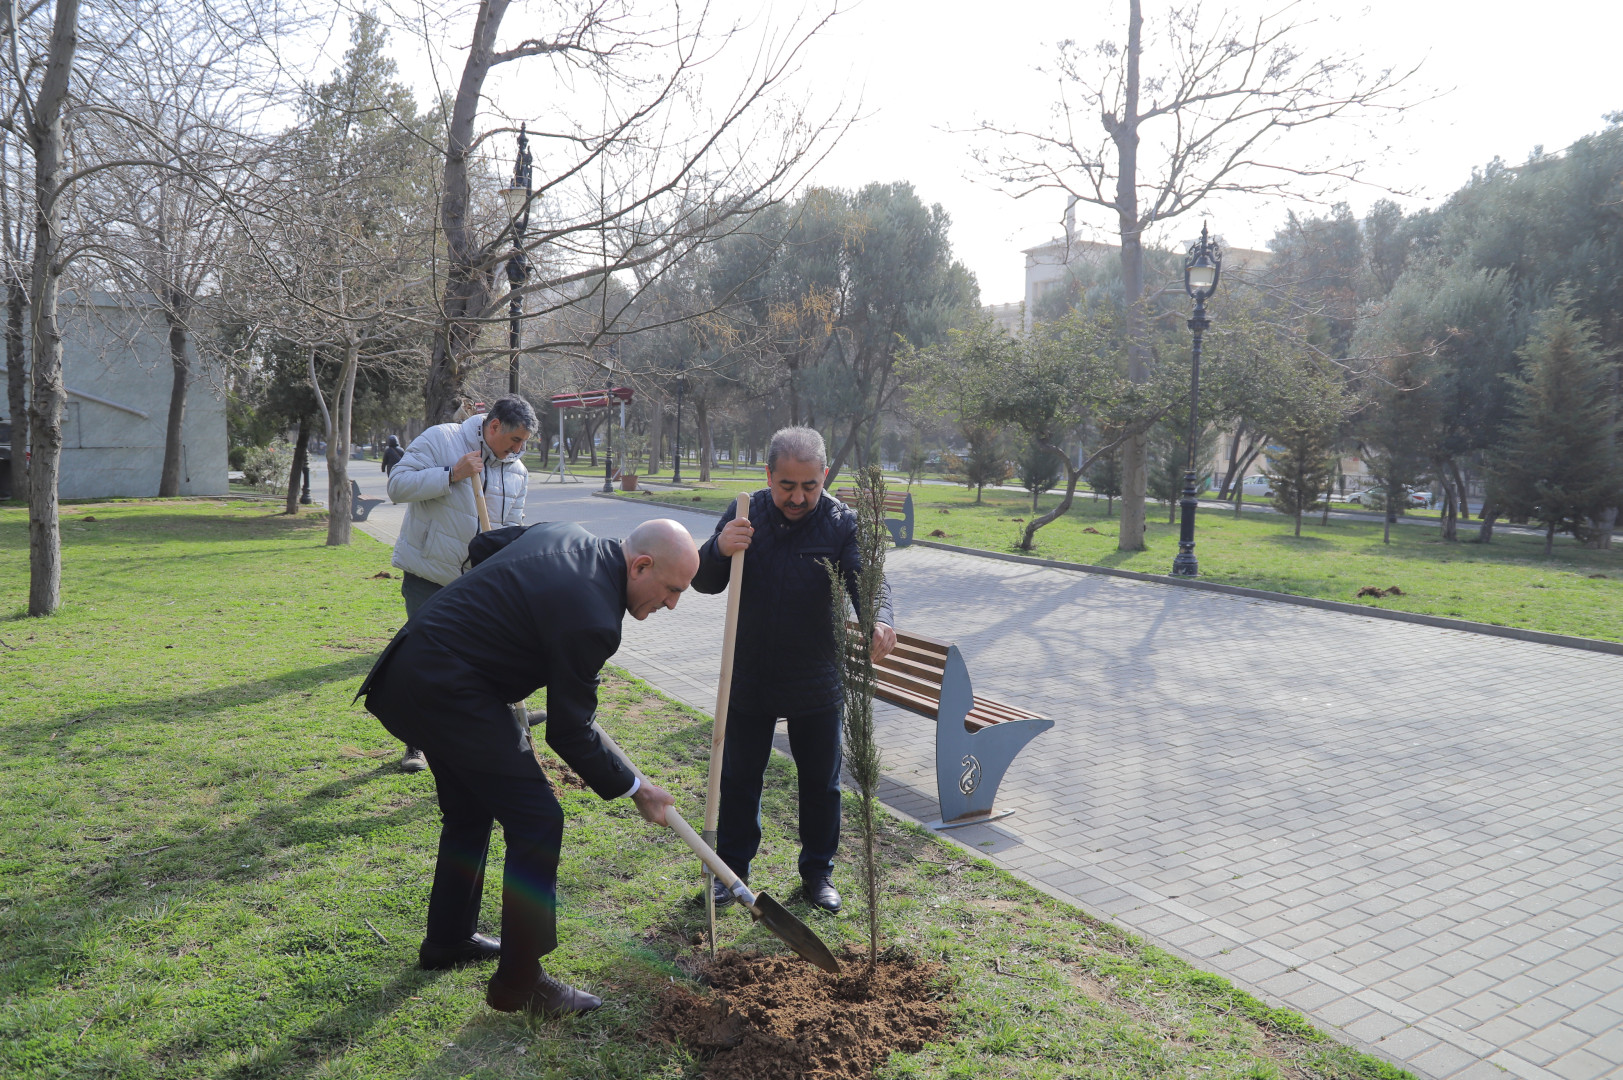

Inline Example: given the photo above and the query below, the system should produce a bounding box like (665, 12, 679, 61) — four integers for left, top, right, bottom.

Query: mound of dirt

(651, 948, 951, 1079)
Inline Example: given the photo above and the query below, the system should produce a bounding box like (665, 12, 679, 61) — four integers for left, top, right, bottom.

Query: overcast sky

(373, 0, 1623, 305)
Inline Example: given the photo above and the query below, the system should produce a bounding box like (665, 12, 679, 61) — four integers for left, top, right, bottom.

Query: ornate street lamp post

(1171, 223, 1222, 577)
(498, 125, 533, 396)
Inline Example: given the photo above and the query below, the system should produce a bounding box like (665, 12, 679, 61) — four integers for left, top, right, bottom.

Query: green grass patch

(1, 501, 1409, 1078)
(621, 480, 1623, 642)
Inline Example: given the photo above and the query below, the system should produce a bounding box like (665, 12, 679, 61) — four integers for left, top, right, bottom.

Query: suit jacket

(692, 489, 893, 716)
(357, 522, 635, 795)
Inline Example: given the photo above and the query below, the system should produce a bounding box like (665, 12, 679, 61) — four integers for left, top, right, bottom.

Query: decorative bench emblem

(958, 754, 982, 795)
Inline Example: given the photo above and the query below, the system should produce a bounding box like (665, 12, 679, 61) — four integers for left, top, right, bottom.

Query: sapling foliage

(826, 464, 889, 974)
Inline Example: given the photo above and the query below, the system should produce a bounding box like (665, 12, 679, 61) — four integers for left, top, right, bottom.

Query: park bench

(350, 479, 385, 523)
(861, 626, 1053, 828)
(831, 487, 914, 547)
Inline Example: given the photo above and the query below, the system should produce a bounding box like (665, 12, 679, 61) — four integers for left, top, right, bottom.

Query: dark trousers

(715, 703, 842, 883)
(424, 754, 564, 985)
(398, 574, 442, 755)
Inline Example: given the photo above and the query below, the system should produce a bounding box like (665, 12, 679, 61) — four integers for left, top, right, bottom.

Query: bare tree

(980, 0, 1413, 552)
(403, 0, 847, 424)
(0, 111, 30, 501)
(75, 4, 266, 497)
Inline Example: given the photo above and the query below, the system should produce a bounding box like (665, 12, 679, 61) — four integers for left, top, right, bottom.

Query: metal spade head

(746, 891, 841, 974)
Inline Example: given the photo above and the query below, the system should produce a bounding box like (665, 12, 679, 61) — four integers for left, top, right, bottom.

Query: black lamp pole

(672, 375, 686, 483)
(1172, 223, 1222, 577)
(506, 125, 533, 396)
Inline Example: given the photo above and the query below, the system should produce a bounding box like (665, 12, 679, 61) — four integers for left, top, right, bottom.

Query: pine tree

(1488, 302, 1621, 556)
(1086, 447, 1123, 515)
(1016, 440, 1063, 513)
(961, 426, 1009, 504)
(1269, 423, 1337, 537)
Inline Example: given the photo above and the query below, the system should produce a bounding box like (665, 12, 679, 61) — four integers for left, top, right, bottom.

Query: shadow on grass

(14, 657, 377, 738)
(0, 761, 415, 1000)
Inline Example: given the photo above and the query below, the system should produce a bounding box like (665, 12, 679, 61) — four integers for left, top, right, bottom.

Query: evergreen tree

(1086, 447, 1123, 515)
(1487, 302, 1621, 555)
(960, 426, 1009, 504)
(1016, 439, 1063, 513)
(1269, 422, 1337, 537)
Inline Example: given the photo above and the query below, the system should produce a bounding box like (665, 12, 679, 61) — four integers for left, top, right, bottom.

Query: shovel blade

(748, 891, 841, 974)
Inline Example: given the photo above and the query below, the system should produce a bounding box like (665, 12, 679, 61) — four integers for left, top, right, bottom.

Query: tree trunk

(648, 405, 664, 474)
(1450, 460, 1471, 521)
(1020, 440, 1124, 550)
(1476, 498, 1498, 544)
(6, 278, 26, 500)
(696, 398, 711, 482)
(26, 0, 80, 616)
(1320, 472, 1334, 526)
(158, 307, 190, 497)
(1545, 519, 1555, 557)
(1218, 421, 1245, 498)
(310, 344, 357, 545)
(1585, 505, 1617, 550)
(284, 415, 309, 515)
(1437, 462, 1457, 541)
(1113, 0, 1148, 553)
(422, 0, 508, 424)
(1294, 507, 1302, 537)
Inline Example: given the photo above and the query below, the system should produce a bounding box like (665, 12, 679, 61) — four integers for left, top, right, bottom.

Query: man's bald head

(623, 519, 700, 620)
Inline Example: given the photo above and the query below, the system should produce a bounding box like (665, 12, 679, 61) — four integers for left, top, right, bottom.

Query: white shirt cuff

(620, 775, 641, 799)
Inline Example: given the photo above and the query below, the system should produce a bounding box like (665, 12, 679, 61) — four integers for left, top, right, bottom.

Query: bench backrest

(832, 488, 910, 513)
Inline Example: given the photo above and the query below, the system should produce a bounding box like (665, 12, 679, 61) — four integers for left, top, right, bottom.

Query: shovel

(470, 471, 492, 533)
(702, 492, 750, 957)
(592, 722, 841, 975)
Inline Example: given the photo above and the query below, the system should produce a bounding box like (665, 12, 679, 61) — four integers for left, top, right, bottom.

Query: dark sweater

(693, 489, 893, 716)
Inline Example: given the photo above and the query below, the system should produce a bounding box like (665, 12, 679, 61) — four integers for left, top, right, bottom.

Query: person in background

(383, 395, 535, 772)
(381, 435, 404, 475)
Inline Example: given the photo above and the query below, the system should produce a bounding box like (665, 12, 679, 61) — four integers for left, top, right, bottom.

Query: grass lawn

(619, 480, 1623, 643)
(0, 501, 1413, 1079)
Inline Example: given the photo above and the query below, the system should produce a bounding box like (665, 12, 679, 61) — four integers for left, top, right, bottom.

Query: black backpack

(463, 524, 537, 570)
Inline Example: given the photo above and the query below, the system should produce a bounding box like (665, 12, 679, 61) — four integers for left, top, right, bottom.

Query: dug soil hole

(652, 948, 952, 1079)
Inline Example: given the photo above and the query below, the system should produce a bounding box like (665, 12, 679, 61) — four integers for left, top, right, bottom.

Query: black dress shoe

(419, 932, 501, 970)
(802, 874, 841, 914)
(486, 967, 602, 1016)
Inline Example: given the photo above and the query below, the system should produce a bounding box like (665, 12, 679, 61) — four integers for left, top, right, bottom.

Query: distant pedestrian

(381, 435, 404, 475)
(384, 395, 536, 772)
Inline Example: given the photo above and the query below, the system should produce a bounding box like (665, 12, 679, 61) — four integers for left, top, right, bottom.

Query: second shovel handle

(470, 476, 491, 533)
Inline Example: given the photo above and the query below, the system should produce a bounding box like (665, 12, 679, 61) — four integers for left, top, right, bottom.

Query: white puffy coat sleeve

(387, 436, 454, 504)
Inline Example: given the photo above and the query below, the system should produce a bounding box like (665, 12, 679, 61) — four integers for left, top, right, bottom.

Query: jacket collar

(605, 539, 629, 612)
(462, 413, 521, 465)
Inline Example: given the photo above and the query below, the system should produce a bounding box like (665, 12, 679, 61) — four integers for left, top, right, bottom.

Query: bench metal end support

(927, 806, 1019, 831)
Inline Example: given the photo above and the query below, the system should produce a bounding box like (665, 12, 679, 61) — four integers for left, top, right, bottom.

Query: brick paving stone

(1547, 1049, 1614, 1080)
(548, 491, 1623, 1080)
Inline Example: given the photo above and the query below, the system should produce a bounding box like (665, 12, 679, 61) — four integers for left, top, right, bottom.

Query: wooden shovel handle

(703, 492, 750, 835)
(471, 474, 491, 533)
(593, 722, 748, 894)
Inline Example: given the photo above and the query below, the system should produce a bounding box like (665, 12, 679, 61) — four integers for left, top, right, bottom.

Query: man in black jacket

(693, 426, 894, 914)
(357, 519, 694, 1016)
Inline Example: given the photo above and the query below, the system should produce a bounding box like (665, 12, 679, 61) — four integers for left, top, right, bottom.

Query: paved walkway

(336, 474, 1623, 1080)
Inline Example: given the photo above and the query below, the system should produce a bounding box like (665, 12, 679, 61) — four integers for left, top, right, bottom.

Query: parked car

(1349, 487, 1429, 510)
(1239, 474, 1273, 498)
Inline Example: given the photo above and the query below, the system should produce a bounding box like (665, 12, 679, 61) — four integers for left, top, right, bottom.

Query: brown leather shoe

(485, 968, 603, 1017)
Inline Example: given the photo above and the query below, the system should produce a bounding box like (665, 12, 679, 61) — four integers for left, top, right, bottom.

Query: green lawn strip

(616, 481, 1623, 642)
(2, 502, 1408, 1079)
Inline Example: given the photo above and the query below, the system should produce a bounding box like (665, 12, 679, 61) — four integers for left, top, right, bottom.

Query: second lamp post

(499, 125, 534, 396)
(1171, 223, 1221, 577)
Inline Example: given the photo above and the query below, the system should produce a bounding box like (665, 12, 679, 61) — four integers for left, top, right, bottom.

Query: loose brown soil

(651, 948, 953, 1079)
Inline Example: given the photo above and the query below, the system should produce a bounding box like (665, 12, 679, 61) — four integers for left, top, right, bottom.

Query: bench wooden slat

(850, 622, 1047, 733)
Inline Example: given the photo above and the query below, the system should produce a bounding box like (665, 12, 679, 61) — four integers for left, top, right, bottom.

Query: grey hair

(767, 426, 827, 472)
(485, 395, 538, 434)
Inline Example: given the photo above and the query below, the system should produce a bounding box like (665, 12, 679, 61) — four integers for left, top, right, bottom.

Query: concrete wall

(0, 294, 227, 499)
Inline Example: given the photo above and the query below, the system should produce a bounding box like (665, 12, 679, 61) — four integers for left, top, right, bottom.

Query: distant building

(0, 293, 226, 500)
(1021, 197, 1272, 332)
(983, 301, 1023, 334)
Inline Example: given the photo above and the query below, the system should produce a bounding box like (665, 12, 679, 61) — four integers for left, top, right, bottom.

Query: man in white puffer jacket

(387, 395, 536, 771)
